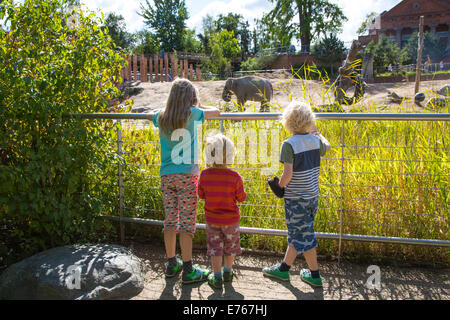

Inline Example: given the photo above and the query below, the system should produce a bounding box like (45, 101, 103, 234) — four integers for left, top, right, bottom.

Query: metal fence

(71, 112, 450, 256)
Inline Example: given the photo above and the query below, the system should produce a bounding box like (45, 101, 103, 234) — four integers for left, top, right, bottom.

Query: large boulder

(437, 85, 450, 97)
(0, 244, 147, 300)
(426, 97, 450, 110)
(131, 106, 152, 113)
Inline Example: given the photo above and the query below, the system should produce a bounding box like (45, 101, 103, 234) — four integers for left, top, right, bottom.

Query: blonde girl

(147, 78, 220, 284)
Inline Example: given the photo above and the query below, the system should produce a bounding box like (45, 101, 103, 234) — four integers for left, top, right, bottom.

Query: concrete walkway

(127, 242, 449, 300)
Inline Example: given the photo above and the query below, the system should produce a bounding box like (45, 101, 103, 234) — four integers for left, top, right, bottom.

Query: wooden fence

(120, 53, 202, 83)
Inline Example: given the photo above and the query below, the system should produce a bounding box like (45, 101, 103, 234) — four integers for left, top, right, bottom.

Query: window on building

(437, 31, 448, 39)
(401, 34, 411, 48)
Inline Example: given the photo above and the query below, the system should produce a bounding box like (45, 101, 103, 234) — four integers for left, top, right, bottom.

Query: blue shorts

(284, 197, 319, 254)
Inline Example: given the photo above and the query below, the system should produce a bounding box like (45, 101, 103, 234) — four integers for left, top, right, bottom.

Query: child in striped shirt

(263, 101, 331, 287)
(198, 133, 247, 289)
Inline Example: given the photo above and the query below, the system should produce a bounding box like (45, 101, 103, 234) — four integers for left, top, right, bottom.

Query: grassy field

(107, 74, 449, 266)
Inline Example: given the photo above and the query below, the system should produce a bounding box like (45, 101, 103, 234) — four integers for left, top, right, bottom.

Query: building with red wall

(358, 0, 450, 57)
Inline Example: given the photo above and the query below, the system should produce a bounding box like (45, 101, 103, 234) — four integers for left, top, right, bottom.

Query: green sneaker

(165, 258, 183, 278)
(222, 268, 233, 282)
(262, 264, 290, 281)
(207, 273, 223, 289)
(182, 265, 210, 284)
(300, 269, 323, 287)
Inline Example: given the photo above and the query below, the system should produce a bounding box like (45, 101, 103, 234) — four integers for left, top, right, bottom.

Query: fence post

(160, 58, 164, 82)
(184, 60, 189, 79)
(141, 54, 147, 83)
(164, 53, 169, 82)
(179, 59, 184, 79)
(196, 67, 202, 81)
(154, 55, 159, 82)
(133, 54, 138, 82)
(338, 120, 346, 263)
(117, 121, 125, 243)
(149, 56, 153, 83)
(172, 54, 178, 79)
(126, 55, 132, 81)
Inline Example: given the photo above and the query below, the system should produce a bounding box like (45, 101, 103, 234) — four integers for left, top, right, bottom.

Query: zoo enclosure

(71, 112, 450, 258)
(120, 53, 203, 84)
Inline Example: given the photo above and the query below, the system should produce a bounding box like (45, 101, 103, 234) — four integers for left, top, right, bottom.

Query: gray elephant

(222, 76, 273, 112)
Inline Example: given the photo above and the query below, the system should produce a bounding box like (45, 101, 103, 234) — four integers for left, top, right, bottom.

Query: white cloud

(81, 0, 145, 32)
(186, 0, 269, 32)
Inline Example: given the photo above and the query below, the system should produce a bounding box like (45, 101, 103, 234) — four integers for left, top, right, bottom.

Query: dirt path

(129, 76, 449, 113)
(126, 242, 449, 300)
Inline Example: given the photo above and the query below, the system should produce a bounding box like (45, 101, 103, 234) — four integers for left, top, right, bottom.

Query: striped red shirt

(198, 168, 247, 226)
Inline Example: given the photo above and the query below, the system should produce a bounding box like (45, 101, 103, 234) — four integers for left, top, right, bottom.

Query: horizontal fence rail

(67, 112, 450, 121)
(69, 112, 450, 252)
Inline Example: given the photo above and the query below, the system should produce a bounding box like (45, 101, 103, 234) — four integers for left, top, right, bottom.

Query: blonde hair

(205, 133, 236, 167)
(281, 101, 315, 134)
(158, 78, 200, 137)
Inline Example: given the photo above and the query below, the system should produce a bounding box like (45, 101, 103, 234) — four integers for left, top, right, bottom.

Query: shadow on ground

(126, 241, 449, 300)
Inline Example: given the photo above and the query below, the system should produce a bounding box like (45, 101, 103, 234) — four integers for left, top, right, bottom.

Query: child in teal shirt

(147, 78, 220, 284)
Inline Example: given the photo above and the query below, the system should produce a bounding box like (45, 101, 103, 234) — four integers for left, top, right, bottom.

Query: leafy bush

(240, 57, 262, 71)
(402, 32, 448, 65)
(240, 55, 278, 71)
(365, 36, 407, 73)
(0, 0, 126, 267)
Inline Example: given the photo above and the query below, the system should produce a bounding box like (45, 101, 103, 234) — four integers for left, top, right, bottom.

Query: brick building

(358, 0, 450, 57)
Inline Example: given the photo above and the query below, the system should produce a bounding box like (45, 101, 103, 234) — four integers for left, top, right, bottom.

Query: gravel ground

(125, 241, 449, 301)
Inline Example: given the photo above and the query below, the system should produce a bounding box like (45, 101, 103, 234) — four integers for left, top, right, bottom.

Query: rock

(131, 106, 152, 113)
(0, 244, 147, 300)
(415, 92, 426, 103)
(436, 85, 450, 96)
(388, 91, 404, 104)
(426, 97, 450, 110)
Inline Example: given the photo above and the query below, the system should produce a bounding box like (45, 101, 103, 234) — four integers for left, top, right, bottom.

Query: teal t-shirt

(152, 107, 205, 176)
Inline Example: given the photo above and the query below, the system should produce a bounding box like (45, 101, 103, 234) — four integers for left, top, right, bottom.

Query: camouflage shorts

(284, 197, 319, 254)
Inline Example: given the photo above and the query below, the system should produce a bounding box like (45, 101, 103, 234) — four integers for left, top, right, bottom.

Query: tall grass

(114, 69, 449, 266)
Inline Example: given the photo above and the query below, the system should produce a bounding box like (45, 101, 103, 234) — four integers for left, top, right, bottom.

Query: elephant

(222, 76, 273, 112)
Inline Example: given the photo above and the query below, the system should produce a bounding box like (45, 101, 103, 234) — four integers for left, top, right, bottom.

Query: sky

(81, 0, 403, 45)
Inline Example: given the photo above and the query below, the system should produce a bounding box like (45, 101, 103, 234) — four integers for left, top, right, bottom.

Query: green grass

(377, 70, 450, 77)
(111, 70, 449, 266)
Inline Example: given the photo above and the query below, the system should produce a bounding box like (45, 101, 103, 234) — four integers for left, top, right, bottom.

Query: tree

(401, 32, 448, 65)
(357, 12, 378, 35)
(132, 29, 160, 54)
(207, 30, 241, 77)
(312, 33, 346, 65)
(197, 14, 215, 54)
(214, 13, 252, 57)
(138, 0, 188, 52)
(266, 0, 347, 52)
(102, 12, 133, 50)
(216, 30, 241, 59)
(183, 29, 202, 53)
(0, 0, 124, 264)
(365, 36, 406, 73)
(255, 9, 295, 52)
